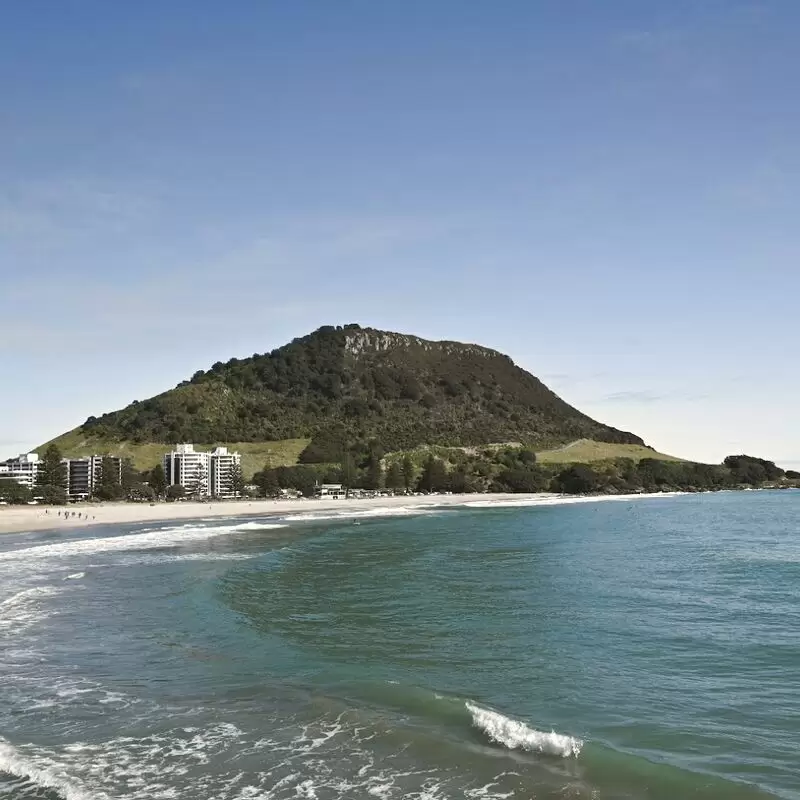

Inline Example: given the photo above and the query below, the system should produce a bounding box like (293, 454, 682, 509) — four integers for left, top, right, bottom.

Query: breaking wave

(0, 586, 64, 632)
(282, 505, 439, 523)
(465, 702, 582, 758)
(464, 492, 687, 510)
(0, 520, 286, 563)
(0, 738, 93, 800)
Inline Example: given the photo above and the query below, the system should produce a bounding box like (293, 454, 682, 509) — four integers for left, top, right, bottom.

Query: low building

(163, 444, 241, 498)
(315, 483, 348, 499)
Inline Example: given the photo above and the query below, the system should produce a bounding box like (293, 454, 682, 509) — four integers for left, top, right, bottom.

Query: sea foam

(0, 520, 285, 563)
(465, 702, 582, 758)
(463, 491, 687, 510)
(0, 738, 96, 800)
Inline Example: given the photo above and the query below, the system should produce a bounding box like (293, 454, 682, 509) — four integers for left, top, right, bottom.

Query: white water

(0, 520, 286, 563)
(0, 586, 65, 632)
(0, 738, 100, 800)
(465, 702, 583, 758)
(464, 491, 687, 510)
(282, 505, 440, 522)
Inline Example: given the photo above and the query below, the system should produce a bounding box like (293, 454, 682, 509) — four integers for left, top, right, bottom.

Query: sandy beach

(0, 493, 546, 535)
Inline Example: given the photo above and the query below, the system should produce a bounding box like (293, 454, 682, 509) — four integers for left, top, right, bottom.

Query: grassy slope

(384, 438, 687, 467)
(40, 430, 686, 481)
(535, 438, 684, 464)
(40, 429, 310, 478)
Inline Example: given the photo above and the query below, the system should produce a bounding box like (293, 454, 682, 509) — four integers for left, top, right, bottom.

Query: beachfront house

(314, 483, 348, 499)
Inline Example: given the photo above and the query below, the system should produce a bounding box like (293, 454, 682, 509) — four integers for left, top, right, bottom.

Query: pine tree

(365, 454, 384, 490)
(417, 455, 448, 493)
(95, 456, 125, 500)
(121, 458, 138, 491)
(188, 464, 208, 498)
(229, 462, 245, 497)
(341, 451, 357, 494)
(35, 444, 67, 504)
(148, 464, 167, 498)
(386, 462, 404, 490)
(401, 455, 415, 490)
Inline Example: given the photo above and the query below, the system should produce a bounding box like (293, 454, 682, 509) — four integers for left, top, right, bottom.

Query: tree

(724, 455, 782, 484)
(94, 456, 125, 501)
(492, 468, 550, 493)
(0, 478, 32, 504)
(417, 455, 448, 493)
(121, 458, 140, 493)
(252, 466, 280, 497)
(447, 469, 481, 494)
(341, 451, 357, 494)
(40, 484, 68, 504)
(401, 455, 415, 490)
(229, 462, 245, 498)
(35, 444, 67, 504)
(148, 464, 167, 498)
(385, 462, 404, 490)
(364, 453, 384, 490)
(187, 464, 208, 498)
(787, 470, 800, 480)
(552, 464, 602, 494)
(166, 484, 186, 501)
(127, 482, 156, 502)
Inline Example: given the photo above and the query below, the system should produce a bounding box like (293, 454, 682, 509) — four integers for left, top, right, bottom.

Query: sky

(1, 1, 798, 467)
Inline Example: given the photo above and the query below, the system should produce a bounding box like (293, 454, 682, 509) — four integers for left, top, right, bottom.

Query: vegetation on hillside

(247, 448, 798, 499)
(72, 325, 643, 458)
(39, 430, 309, 477)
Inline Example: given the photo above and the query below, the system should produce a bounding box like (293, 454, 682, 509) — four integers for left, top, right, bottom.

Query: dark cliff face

(79, 324, 645, 455)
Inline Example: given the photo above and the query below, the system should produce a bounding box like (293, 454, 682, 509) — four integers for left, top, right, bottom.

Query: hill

(46, 324, 648, 466)
(41, 428, 309, 477)
(535, 439, 683, 465)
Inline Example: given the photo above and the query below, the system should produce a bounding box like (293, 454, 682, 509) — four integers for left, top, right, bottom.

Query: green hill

(535, 439, 684, 465)
(45, 324, 649, 469)
(40, 428, 309, 477)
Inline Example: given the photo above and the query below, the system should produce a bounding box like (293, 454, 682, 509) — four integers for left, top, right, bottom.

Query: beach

(0, 493, 548, 535)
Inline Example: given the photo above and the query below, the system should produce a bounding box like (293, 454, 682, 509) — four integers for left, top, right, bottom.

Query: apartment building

(0, 452, 122, 499)
(66, 456, 122, 500)
(163, 444, 241, 498)
(0, 452, 41, 489)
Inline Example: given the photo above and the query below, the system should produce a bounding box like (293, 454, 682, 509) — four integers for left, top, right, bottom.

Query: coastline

(0, 491, 689, 536)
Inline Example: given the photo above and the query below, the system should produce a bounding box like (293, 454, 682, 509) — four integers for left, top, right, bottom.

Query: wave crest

(0, 739, 92, 800)
(465, 701, 582, 758)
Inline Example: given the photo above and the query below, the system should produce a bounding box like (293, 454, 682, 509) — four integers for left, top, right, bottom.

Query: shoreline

(0, 491, 691, 536)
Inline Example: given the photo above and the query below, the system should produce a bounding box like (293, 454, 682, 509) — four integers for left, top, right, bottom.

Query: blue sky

(2, 1, 798, 466)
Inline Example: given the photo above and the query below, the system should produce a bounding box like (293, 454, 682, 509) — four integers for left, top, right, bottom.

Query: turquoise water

(1, 490, 798, 799)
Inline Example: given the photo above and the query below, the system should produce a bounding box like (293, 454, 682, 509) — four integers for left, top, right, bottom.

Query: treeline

(3, 444, 796, 506)
(247, 448, 799, 498)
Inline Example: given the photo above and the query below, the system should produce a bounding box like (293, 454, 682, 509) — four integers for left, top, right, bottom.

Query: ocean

(1, 490, 798, 799)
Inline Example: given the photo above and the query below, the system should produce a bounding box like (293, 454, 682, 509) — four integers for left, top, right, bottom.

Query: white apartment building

(1, 453, 41, 489)
(163, 444, 241, 498)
